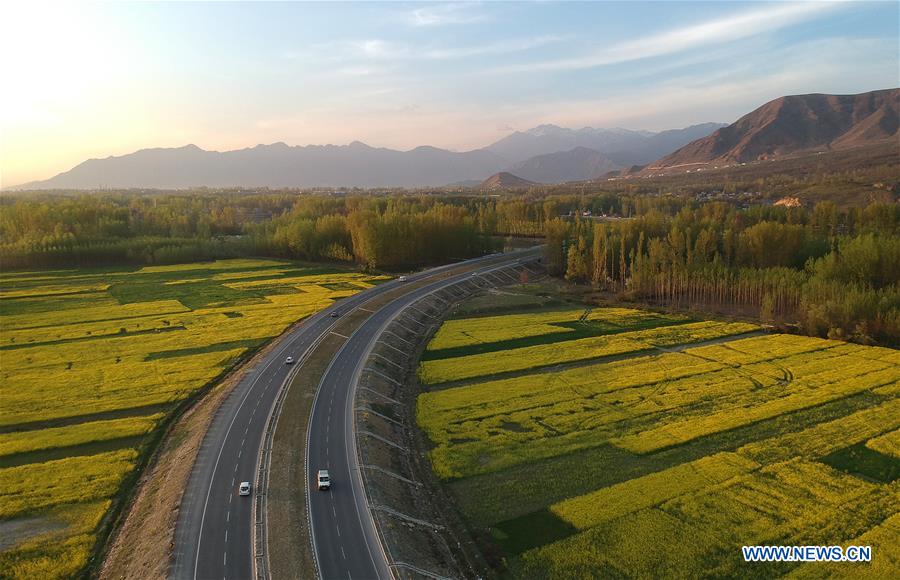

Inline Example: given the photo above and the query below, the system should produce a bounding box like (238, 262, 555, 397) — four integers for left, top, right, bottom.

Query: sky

(1, 1, 898, 187)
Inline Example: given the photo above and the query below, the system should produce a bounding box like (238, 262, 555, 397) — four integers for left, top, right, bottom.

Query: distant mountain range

(486, 122, 726, 167)
(13, 123, 724, 189)
(13, 89, 897, 189)
(508, 147, 621, 183)
(18, 142, 508, 190)
(646, 88, 899, 173)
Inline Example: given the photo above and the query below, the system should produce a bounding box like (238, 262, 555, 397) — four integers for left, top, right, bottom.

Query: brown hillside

(647, 89, 899, 172)
(480, 172, 538, 190)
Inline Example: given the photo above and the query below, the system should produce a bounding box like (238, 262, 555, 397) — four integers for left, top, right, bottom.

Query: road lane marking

(302, 255, 538, 578)
(225, 529, 228, 543)
(341, 546, 347, 559)
(192, 328, 299, 580)
(330, 330, 349, 339)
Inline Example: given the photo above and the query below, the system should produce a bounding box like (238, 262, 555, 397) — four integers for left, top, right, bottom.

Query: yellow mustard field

(0, 259, 385, 578)
(416, 301, 900, 578)
(425, 306, 684, 351)
(418, 319, 758, 384)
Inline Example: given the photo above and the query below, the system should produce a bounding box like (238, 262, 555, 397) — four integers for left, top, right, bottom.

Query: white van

(317, 469, 331, 491)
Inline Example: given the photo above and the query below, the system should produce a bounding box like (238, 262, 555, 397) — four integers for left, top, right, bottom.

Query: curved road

(171, 249, 538, 580)
(307, 253, 539, 580)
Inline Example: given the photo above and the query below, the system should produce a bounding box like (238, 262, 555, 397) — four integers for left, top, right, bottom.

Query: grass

(0, 258, 385, 578)
(415, 300, 900, 578)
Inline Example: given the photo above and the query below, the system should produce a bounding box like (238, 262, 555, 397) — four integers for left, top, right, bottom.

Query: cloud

(482, 36, 897, 131)
(326, 35, 560, 63)
(354, 39, 407, 59)
(493, 1, 849, 73)
(422, 35, 561, 59)
(407, 2, 488, 26)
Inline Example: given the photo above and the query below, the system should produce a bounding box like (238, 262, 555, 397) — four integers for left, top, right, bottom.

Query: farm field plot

(424, 306, 684, 354)
(0, 259, 385, 578)
(418, 318, 758, 385)
(415, 304, 900, 578)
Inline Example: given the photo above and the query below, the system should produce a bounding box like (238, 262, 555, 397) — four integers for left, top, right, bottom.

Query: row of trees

(547, 201, 899, 345)
(250, 201, 494, 268)
(3, 190, 898, 344)
(0, 194, 514, 270)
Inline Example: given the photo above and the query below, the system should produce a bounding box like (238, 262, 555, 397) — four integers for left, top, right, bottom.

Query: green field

(0, 259, 387, 578)
(416, 301, 900, 578)
(418, 303, 758, 385)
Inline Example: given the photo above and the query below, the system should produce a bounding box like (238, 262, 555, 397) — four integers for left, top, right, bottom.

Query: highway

(306, 254, 538, 580)
(171, 249, 537, 580)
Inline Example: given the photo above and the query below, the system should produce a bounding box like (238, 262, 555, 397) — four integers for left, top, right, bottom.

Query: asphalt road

(307, 253, 540, 580)
(171, 249, 538, 580)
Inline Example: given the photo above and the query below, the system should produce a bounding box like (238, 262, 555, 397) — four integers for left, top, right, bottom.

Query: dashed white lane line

(223, 552, 227, 566)
(330, 331, 349, 339)
(226, 511, 230, 523)
(341, 546, 347, 560)
(225, 529, 228, 543)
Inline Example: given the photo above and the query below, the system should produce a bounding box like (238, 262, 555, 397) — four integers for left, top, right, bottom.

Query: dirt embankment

(98, 329, 303, 580)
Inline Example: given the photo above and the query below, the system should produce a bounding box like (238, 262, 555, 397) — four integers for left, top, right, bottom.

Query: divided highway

(171, 249, 538, 580)
(307, 252, 538, 580)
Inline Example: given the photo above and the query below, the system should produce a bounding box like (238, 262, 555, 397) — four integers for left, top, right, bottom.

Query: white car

(317, 469, 331, 491)
(285, 356, 294, 364)
(239, 481, 251, 496)
(398, 275, 408, 282)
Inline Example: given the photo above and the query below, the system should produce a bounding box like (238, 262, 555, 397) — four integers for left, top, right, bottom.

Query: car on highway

(317, 469, 331, 491)
(398, 275, 408, 282)
(238, 481, 251, 496)
(330, 311, 340, 318)
(285, 356, 294, 364)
